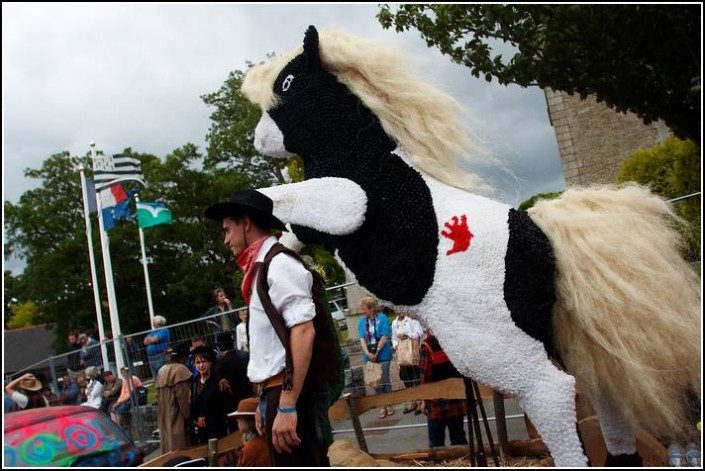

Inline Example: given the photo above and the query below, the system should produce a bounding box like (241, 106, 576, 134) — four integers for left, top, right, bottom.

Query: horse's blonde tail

(528, 184, 701, 442)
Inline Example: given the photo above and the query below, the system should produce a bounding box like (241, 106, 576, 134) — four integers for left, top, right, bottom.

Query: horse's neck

(304, 143, 394, 181)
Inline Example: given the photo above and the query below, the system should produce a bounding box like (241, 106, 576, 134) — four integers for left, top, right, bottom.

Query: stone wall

(545, 89, 670, 187)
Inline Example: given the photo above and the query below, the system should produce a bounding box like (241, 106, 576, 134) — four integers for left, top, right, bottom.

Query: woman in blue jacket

(357, 296, 394, 418)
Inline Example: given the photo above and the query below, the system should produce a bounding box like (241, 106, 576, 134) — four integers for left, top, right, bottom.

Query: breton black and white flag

(93, 154, 145, 192)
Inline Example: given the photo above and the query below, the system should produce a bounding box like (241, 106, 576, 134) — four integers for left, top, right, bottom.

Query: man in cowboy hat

(205, 189, 330, 466)
(230, 397, 272, 467)
(155, 341, 192, 453)
(5, 373, 48, 410)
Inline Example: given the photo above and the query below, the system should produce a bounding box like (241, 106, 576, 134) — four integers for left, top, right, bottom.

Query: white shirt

(81, 379, 104, 409)
(247, 236, 316, 383)
(391, 316, 424, 349)
(236, 322, 248, 352)
(11, 391, 49, 409)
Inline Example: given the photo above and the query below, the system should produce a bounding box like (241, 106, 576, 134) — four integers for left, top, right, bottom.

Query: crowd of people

(5, 189, 469, 465)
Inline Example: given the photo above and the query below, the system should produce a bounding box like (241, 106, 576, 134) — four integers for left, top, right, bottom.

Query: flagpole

(135, 195, 156, 327)
(90, 142, 126, 372)
(79, 162, 110, 371)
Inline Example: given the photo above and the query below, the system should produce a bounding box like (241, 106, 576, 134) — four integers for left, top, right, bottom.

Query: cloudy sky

(3, 3, 565, 270)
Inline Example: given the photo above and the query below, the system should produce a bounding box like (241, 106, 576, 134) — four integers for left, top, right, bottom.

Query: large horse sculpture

(241, 26, 700, 466)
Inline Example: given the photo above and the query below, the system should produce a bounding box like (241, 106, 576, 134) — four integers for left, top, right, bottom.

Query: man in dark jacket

(66, 331, 83, 372)
(100, 370, 122, 415)
(214, 331, 252, 414)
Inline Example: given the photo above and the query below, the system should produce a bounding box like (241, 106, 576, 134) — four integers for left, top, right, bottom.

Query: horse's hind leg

(515, 363, 589, 467)
(592, 391, 642, 466)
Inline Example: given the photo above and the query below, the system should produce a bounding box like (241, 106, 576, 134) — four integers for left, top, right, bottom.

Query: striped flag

(136, 201, 173, 229)
(93, 154, 145, 192)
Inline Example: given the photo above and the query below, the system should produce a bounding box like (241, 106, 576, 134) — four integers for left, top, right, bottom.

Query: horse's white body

(257, 116, 589, 465)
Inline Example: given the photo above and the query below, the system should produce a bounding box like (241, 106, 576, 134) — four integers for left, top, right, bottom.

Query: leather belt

(252, 371, 285, 397)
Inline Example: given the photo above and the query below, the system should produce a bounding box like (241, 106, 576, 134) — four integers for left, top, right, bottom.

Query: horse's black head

(267, 26, 392, 163)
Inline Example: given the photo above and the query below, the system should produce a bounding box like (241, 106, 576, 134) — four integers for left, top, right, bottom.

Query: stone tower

(545, 89, 670, 186)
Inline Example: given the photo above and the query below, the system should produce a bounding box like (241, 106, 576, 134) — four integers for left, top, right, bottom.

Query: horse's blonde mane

(242, 29, 493, 191)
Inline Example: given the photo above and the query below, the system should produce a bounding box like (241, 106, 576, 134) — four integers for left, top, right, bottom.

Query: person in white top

(236, 309, 249, 352)
(81, 366, 104, 409)
(205, 189, 330, 467)
(391, 311, 425, 414)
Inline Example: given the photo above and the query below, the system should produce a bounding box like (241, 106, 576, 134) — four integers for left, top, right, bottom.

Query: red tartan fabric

(419, 339, 467, 421)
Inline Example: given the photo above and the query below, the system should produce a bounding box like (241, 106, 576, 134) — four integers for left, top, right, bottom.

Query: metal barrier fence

(4, 283, 377, 452)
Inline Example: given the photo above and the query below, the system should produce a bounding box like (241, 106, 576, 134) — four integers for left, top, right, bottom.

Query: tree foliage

(4, 151, 98, 343)
(202, 67, 289, 187)
(4, 270, 20, 327)
(7, 300, 41, 330)
(378, 4, 701, 143)
(617, 136, 701, 259)
(518, 191, 563, 211)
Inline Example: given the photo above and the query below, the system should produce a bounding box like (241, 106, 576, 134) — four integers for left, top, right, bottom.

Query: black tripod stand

(464, 377, 500, 467)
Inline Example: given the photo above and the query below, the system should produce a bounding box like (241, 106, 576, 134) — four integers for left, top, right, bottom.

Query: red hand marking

(440, 215, 473, 256)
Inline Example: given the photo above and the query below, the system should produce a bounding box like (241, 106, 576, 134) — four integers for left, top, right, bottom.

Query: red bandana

(237, 235, 270, 305)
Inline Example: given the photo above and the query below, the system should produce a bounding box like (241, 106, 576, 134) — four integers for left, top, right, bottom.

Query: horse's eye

(282, 75, 294, 92)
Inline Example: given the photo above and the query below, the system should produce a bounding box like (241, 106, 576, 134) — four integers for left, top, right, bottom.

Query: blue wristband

(277, 406, 296, 413)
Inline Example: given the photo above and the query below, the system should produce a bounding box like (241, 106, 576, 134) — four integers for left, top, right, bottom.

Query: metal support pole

(343, 392, 368, 452)
(48, 357, 58, 400)
(464, 377, 478, 466)
(465, 377, 487, 466)
(473, 381, 499, 466)
(493, 390, 510, 458)
(208, 438, 219, 467)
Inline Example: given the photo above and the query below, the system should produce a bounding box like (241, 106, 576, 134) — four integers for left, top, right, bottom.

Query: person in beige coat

(155, 341, 192, 453)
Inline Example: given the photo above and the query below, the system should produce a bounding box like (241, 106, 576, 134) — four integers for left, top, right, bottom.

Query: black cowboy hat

(214, 332, 234, 350)
(168, 341, 191, 358)
(204, 189, 287, 232)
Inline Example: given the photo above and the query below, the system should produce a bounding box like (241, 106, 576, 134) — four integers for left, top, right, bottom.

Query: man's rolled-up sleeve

(268, 256, 316, 328)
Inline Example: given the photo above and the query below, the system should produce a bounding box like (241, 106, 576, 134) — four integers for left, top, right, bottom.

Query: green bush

(618, 136, 701, 260)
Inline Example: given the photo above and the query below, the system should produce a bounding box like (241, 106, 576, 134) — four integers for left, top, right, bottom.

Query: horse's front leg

(432, 320, 588, 467)
(258, 177, 367, 236)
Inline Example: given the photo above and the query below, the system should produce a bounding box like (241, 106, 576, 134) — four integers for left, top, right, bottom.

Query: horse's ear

(303, 25, 322, 71)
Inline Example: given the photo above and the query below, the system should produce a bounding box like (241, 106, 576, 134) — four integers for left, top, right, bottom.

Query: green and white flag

(136, 201, 172, 229)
